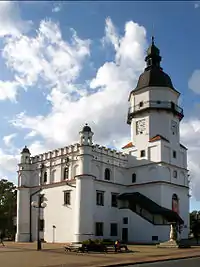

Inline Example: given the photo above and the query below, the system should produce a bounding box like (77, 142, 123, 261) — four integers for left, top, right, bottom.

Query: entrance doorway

(122, 228, 128, 242)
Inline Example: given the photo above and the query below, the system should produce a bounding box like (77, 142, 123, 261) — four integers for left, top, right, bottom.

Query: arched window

(132, 173, 136, 183)
(63, 167, 69, 180)
(172, 194, 179, 214)
(43, 171, 47, 183)
(104, 168, 111, 180)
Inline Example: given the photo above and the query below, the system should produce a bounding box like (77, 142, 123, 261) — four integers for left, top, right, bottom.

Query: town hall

(15, 37, 190, 244)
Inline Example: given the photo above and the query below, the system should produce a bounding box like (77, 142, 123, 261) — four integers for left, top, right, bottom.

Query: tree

(0, 179, 17, 240)
(190, 210, 200, 243)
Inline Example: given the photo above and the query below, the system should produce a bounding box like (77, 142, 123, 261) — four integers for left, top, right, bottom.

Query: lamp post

(31, 195, 47, 250)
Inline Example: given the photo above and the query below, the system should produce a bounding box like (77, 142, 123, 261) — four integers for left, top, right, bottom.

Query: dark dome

(135, 67, 174, 91)
(82, 124, 91, 132)
(21, 146, 30, 154)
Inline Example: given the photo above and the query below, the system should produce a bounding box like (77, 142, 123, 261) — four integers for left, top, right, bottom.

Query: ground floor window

(95, 222, 103, 236)
(110, 223, 118, 236)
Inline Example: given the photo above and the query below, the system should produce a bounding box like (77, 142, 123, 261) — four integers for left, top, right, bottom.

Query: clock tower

(127, 37, 184, 161)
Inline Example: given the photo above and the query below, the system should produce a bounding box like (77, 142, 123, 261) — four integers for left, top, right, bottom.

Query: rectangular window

(140, 150, 145, 157)
(123, 217, 128, 224)
(64, 191, 71, 205)
(95, 222, 103, 236)
(110, 223, 118, 236)
(96, 191, 104, 206)
(39, 219, 44, 231)
(152, 236, 158, 241)
(111, 193, 118, 207)
(173, 150, 176, 158)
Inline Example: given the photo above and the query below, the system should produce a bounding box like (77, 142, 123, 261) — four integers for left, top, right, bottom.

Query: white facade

(15, 40, 190, 244)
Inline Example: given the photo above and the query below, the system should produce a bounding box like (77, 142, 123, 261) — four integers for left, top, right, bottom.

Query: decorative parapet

(92, 144, 128, 160)
(30, 143, 80, 164)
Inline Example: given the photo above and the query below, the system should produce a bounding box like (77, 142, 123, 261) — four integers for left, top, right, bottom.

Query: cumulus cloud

(0, 1, 32, 37)
(188, 69, 200, 94)
(0, 81, 19, 101)
(9, 18, 147, 149)
(3, 133, 17, 147)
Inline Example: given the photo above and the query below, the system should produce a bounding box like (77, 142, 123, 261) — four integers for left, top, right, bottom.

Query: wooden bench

(64, 243, 84, 253)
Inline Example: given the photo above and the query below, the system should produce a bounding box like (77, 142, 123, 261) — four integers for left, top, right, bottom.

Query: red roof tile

(149, 135, 169, 143)
(122, 142, 134, 149)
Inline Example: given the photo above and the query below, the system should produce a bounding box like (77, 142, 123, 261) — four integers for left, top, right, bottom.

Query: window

(152, 236, 158, 241)
(39, 219, 44, 231)
(123, 217, 128, 224)
(63, 167, 69, 180)
(132, 173, 136, 183)
(139, 101, 143, 107)
(173, 151, 176, 158)
(95, 222, 103, 236)
(140, 150, 145, 157)
(110, 223, 118, 236)
(96, 191, 104, 206)
(43, 172, 47, 183)
(173, 170, 177, 178)
(64, 191, 71, 205)
(104, 168, 111, 180)
(111, 193, 118, 207)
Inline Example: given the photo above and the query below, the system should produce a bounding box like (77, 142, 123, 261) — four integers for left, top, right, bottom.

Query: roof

(149, 135, 169, 143)
(129, 37, 180, 98)
(21, 146, 30, 154)
(180, 143, 187, 150)
(122, 142, 134, 149)
(82, 123, 92, 132)
(118, 192, 184, 224)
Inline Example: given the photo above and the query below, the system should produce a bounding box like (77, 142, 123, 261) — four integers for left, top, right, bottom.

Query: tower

(73, 124, 95, 242)
(127, 37, 184, 157)
(127, 37, 189, 237)
(16, 146, 31, 242)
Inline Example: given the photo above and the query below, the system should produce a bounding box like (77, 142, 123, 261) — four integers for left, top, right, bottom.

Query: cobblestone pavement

(0, 242, 200, 267)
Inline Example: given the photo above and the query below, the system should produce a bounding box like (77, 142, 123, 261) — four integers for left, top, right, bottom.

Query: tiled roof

(149, 135, 169, 143)
(122, 142, 134, 149)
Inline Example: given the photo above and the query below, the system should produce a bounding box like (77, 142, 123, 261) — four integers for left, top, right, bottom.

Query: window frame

(95, 222, 103, 236)
(104, 168, 111, 180)
(96, 190, 104, 206)
(111, 193, 118, 208)
(64, 190, 71, 205)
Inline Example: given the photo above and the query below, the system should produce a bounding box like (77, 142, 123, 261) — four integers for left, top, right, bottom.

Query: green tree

(0, 179, 17, 240)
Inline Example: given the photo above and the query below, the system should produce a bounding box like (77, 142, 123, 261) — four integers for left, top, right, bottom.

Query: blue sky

(0, 1, 200, 212)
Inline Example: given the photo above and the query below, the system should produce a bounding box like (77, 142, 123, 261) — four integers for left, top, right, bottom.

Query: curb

(97, 254, 200, 267)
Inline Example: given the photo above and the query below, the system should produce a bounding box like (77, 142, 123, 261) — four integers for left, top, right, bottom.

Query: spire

(145, 36, 162, 70)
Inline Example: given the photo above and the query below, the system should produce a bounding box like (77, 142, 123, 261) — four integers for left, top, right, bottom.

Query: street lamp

(31, 195, 47, 251)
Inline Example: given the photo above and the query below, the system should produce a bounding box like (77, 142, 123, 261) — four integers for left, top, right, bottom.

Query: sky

(0, 1, 200, 212)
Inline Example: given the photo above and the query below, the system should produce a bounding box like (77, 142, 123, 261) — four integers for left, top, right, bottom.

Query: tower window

(132, 173, 136, 183)
(173, 170, 177, 178)
(43, 172, 47, 183)
(96, 191, 104, 206)
(64, 191, 71, 205)
(139, 101, 143, 108)
(104, 168, 111, 180)
(123, 217, 128, 224)
(63, 167, 69, 180)
(173, 151, 177, 158)
(140, 150, 145, 157)
(111, 193, 118, 207)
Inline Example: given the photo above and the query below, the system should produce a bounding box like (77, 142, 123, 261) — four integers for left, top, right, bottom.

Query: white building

(16, 38, 190, 244)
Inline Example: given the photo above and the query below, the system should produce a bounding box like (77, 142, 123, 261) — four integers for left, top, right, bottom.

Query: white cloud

(52, 3, 62, 13)
(180, 119, 200, 201)
(3, 133, 17, 147)
(188, 69, 200, 94)
(0, 148, 19, 174)
(0, 80, 19, 101)
(194, 2, 200, 8)
(0, 1, 32, 37)
(2, 19, 90, 97)
(10, 18, 147, 149)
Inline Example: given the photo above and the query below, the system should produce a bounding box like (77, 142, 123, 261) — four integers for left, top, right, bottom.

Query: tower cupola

(20, 146, 31, 164)
(79, 123, 93, 146)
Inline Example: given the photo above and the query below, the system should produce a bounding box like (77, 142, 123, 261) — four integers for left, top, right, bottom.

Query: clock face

(136, 119, 146, 135)
(171, 120, 178, 135)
